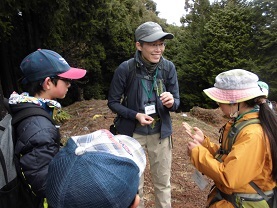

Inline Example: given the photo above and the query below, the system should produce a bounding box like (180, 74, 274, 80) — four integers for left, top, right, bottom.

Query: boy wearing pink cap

(183, 69, 277, 208)
(7, 49, 86, 208)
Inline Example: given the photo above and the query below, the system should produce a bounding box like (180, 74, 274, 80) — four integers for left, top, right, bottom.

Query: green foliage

(1, 0, 276, 111)
(171, 0, 214, 110)
(53, 109, 71, 125)
(83, 84, 105, 100)
(0, 1, 18, 42)
(250, 0, 277, 101)
(171, 0, 277, 110)
(0, 14, 13, 42)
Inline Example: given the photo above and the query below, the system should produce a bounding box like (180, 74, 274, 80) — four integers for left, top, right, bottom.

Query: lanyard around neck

(141, 68, 158, 101)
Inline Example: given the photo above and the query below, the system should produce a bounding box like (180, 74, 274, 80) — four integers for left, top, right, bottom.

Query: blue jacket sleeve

(107, 61, 138, 120)
(164, 60, 180, 111)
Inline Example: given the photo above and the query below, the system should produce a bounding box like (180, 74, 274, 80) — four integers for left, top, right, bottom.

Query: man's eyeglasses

(139, 41, 166, 49)
(145, 42, 166, 49)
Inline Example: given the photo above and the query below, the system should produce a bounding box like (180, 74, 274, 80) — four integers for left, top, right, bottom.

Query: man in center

(108, 21, 180, 208)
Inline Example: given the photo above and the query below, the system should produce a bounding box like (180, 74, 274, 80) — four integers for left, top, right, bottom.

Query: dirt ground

(59, 100, 228, 208)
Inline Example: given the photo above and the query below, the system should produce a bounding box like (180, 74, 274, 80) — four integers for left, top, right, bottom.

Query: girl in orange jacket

(183, 69, 277, 208)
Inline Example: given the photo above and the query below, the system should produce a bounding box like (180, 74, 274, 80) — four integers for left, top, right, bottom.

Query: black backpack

(0, 98, 55, 208)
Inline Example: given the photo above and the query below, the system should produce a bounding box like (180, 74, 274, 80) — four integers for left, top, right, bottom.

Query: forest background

(0, 0, 276, 118)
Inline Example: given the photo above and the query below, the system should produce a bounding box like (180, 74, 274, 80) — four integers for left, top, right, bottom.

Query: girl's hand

(182, 122, 205, 144)
(187, 139, 202, 155)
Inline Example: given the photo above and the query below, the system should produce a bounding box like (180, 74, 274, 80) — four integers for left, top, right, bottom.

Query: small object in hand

(158, 79, 164, 96)
(190, 127, 195, 135)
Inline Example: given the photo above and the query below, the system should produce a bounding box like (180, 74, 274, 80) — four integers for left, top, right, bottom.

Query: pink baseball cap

(20, 49, 86, 83)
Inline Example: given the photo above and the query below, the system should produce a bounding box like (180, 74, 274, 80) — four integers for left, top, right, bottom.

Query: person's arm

(162, 61, 180, 111)
(107, 61, 137, 120)
(183, 122, 219, 157)
(191, 125, 266, 190)
(15, 116, 60, 197)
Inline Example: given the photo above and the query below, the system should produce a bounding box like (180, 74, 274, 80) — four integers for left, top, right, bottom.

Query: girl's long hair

(246, 97, 277, 182)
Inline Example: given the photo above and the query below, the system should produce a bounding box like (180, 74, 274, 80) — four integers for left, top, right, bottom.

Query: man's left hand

(160, 92, 174, 108)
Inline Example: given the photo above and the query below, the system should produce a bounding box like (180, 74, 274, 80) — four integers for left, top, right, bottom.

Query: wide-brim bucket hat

(203, 69, 267, 104)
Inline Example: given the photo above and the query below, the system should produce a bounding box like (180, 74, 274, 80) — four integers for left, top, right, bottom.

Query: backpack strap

(217, 118, 260, 156)
(161, 59, 170, 86)
(0, 148, 8, 184)
(120, 58, 136, 107)
(124, 58, 136, 97)
(0, 115, 12, 185)
(0, 114, 13, 184)
(3, 97, 55, 126)
(11, 107, 56, 145)
(249, 181, 270, 201)
(227, 118, 260, 153)
(12, 107, 55, 126)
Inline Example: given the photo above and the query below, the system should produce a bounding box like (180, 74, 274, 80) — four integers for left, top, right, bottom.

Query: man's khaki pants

(133, 133, 172, 208)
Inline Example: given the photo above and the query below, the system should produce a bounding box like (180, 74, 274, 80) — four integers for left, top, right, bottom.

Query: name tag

(145, 104, 156, 115)
(192, 170, 208, 190)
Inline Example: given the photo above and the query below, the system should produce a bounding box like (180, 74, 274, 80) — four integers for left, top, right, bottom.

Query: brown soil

(59, 100, 228, 208)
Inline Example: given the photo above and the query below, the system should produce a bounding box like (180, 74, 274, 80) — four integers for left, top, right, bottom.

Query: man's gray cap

(135, 21, 174, 42)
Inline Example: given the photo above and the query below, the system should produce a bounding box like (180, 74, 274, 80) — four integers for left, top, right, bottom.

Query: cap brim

(58, 67, 86, 80)
(203, 87, 267, 104)
(141, 32, 174, 42)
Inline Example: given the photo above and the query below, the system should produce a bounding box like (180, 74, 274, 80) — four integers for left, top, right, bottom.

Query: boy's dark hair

(22, 77, 59, 96)
(22, 80, 43, 96)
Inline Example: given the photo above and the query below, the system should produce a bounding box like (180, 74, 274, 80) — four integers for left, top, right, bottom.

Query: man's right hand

(136, 113, 154, 126)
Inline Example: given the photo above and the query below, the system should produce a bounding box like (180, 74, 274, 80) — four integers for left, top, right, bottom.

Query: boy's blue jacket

(10, 102, 60, 198)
